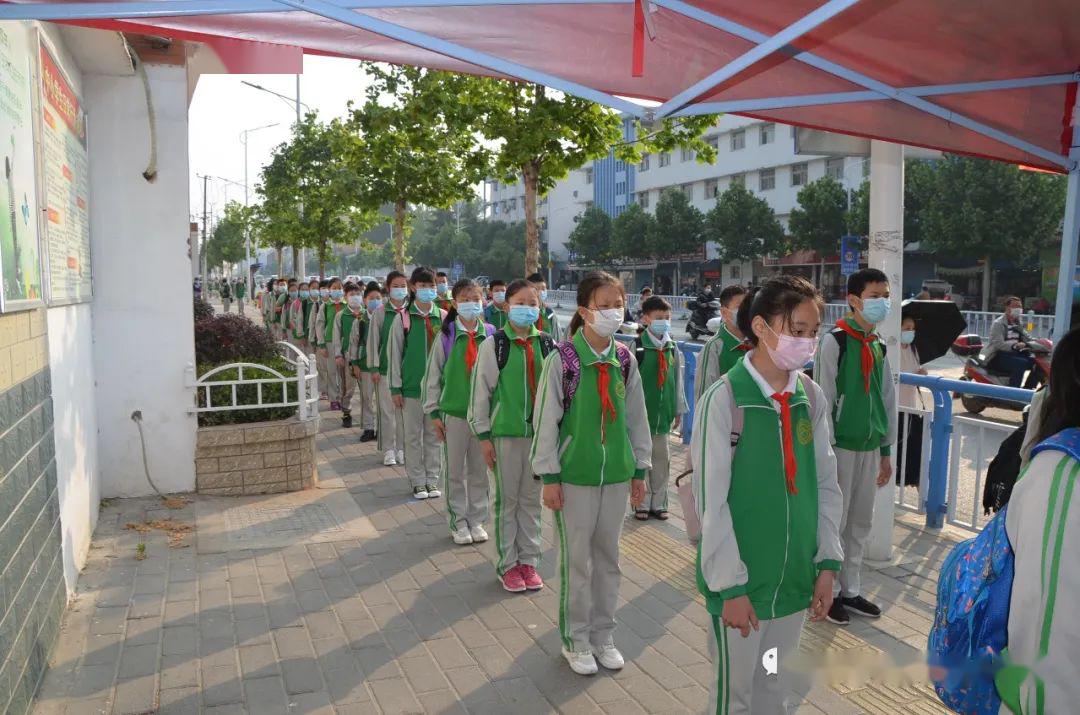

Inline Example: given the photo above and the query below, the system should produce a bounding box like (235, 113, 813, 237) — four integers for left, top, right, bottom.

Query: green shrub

(195, 313, 276, 365)
(195, 356, 300, 427)
(194, 297, 215, 322)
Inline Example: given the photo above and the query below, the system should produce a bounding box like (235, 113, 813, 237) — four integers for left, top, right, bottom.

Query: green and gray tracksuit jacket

(530, 330, 653, 486)
(536, 307, 562, 341)
(348, 309, 379, 372)
(332, 309, 365, 368)
(638, 331, 688, 435)
(690, 358, 843, 619)
(388, 303, 444, 400)
(274, 291, 288, 325)
(694, 323, 747, 401)
(423, 319, 491, 420)
(468, 326, 547, 440)
(365, 300, 407, 377)
(484, 303, 507, 331)
(313, 301, 345, 349)
(1001, 447, 1080, 714)
(813, 316, 896, 455)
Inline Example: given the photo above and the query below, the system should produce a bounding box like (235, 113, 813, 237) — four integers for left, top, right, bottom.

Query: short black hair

(489, 279, 507, 290)
(410, 266, 436, 285)
(343, 282, 360, 294)
(641, 295, 671, 314)
(385, 270, 406, 286)
(364, 281, 382, 298)
(736, 276, 822, 347)
(847, 268, 889, 297)
(526, 272, 545, 284)
(319, 279, 331, 288)
(436, 271, 448, 279)
(718, 284, 747, 307)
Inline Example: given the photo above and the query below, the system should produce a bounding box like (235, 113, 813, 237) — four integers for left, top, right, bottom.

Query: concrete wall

(86, 64, 196, 497)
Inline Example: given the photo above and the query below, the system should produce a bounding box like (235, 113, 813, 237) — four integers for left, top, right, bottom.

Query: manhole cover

(223, 503, 342, 541)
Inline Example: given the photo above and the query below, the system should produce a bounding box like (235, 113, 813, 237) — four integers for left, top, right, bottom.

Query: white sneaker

(562, 648, 598, 676)
(397, 450, 405, 465)
(593, 644, 624, 670)
(452, 527, 473, 545)
(425, 483, 442, 498)
(383, 450, 397, 466)
(469, 525, 489, 543)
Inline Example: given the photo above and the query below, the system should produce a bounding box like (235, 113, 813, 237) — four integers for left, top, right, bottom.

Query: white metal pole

(1053, 90, 1080, 342)
(243, 135, 252, 297)
(866, 139, 904, 562)
(295, 73, 307, 279)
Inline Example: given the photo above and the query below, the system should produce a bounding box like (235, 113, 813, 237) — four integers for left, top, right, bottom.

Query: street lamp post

(240, 122, 279, 296)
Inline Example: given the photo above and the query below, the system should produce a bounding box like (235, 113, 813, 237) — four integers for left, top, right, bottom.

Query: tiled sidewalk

(32, 414, 965, 714)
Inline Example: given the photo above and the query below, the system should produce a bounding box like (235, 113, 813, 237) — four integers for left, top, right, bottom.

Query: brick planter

(195, 415, 320, 495)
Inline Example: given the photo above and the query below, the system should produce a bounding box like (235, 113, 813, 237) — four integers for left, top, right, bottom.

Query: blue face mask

(289, 290, 298, 299)
(320, 288, 330, 299)
(389, 286, 408, 302)
(859, 297, 890, 324)
(367, 298, 382, 312)
(492, 290, 506, 304)
(539, 290, 548, 302)
(330, 289, 344, 302)
(508, 305, 540, 327)
(416, 287, 438, 303)
(901, 330, 915, 345)
(648, 319, 671, 337)
(437, 283, 449, 296)
(457, 301, 484, 320)
(299, 290, 310, 300)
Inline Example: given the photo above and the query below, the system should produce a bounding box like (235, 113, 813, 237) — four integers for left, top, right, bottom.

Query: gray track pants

(403, 397, 439, 488)
(707, 610, 807, 714)
(645, 433, 671, 512)
(376, 376, 403, 452)
(441, 415, 489, 532)
(358, 372, 376, 430)
(337, 362, 354, 410)
(554, 481, 630, 653)
(315, 349, 329, 399)
(323, 351, 341, 405)
(491, 437, 541, 575)
(834, 447, 880, 598)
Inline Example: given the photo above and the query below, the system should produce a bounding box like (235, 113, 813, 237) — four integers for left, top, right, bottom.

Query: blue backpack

(928, 427, 1080, 714)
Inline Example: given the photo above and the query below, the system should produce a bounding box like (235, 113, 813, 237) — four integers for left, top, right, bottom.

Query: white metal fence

(187, 342, 320, 420)
(944, 415, 1017, 531)
(894, 406, 933, 515)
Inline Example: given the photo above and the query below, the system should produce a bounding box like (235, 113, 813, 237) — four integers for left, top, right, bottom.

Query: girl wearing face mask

(314, 278, 347, 411)
(531, 271, 653, 677)
(693, 276, 843, 714)
(331, 283, 367, 429)
(424, 278, 495, 545)
(469, 279, 554, 594)
(289, 281, 309, 353)
(308, 280, 330, 400)
(349, 283, 382, 444)
(896, 314, 927, 488)
(367, 271, 409, 466)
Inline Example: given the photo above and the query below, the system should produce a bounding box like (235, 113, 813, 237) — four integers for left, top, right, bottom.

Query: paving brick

(242, 675, 289, 714)
(240, 643, 279, 680)
(112, 674, 156, 714)
(416, 688, 468, 715)
(426, 636, 475, 670)
(81, 633, 122, 666)
(117, 643, 160, 679)
(354, 643, 403, 681)
(280, 657, 324, 694)
(157, 686, 201, 715)
(369, 676, 423, 715)
(159, 655, 199, 691)
(162, 625, 197, 657)
(273, 626, 314, 658)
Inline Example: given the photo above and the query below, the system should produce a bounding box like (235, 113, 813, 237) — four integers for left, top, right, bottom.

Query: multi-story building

(485, 115, 870, 292)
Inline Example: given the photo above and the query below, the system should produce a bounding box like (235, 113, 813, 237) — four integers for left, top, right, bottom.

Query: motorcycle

(686, 292, 721, 340)
(950, 333, 1051, 414)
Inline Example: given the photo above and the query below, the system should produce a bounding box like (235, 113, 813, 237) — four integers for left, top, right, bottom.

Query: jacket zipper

(771, 416, 791, 617)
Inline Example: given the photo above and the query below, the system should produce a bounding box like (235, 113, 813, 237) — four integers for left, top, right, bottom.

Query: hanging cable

(118, 33, 158, 183)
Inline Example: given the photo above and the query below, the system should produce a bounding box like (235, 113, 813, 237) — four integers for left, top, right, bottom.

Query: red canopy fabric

(17, 0, 1080, 171)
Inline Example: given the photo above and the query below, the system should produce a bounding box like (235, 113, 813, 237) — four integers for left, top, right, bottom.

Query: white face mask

(1009, 307, 1023, 320)
(587, 308, 623, 338)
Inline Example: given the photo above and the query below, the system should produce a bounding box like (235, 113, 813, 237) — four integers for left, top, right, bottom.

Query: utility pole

(240, 123, 279, 297)
(296, 73, 307, 278)
(201, 174, 209, 288)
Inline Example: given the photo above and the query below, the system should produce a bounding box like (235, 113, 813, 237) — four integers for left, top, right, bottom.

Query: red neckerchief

(464, 329, 478, 373)
(735, 342, 752, 352)
(772, 391, 798, 494)
(595, 362, 618, 443)
(836, 318, 876, 393)
(515, 337, 537, 401)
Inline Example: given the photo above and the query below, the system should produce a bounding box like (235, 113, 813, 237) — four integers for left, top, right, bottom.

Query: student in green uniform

(349, 282, 381, 443)
(332, 282, 365, 428)
(368, 271, 408, 466)
(424, 278, 492, 545)
(813, 267, 896, 626)
(234, 277, 246, 315)
(527, 272, 562, 341)
(315, 278, 346, 411)
(309, 280, 330, 398)
(634, 295, 687, 520)
(484, 279, 508, 330)
(469, 279, 549, 594)
(261, 279, 276, 330)
(693, 276, 843, 713)
(694, 284, 749, 401)
(272, 278, 289, 341)
(389, 266, 445, 499)
(284, 279, 299, 347)
(532, 271, 653, 676)
(435, 271, 453, 313)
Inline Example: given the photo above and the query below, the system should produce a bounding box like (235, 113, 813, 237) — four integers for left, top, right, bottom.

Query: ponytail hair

(736, 275, 822, 347)
(441, 277, 479, 335)
(568, 271, 624, 336)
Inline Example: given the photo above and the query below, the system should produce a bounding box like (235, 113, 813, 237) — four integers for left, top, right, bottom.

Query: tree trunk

(523, 161, 540, 276)
(275, 245, 283, 275)
(819, 257, 825, 292)
(291, 246, 300, 277)
(393, 200, 408, 273)
(981, 254, 992, 311)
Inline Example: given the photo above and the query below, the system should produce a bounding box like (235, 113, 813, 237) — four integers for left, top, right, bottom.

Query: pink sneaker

(519, 564, 543, 591)
(500, 565, 526, 593)
(330, 401, 341, 411)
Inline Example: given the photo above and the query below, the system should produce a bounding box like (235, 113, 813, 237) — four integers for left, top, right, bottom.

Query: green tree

(611, 202, 656, 263)
(845, 159, 935, 244)
(567, 206, 613, 267)
(650, 188, 705, 291)
(206, 201, 249, 271)
(347, 64, 490, 271)
(704, 183, 785, 263)
(789, 176, 849, 287)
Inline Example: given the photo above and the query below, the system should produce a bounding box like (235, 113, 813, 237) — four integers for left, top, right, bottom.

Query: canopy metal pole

(1053, 90, 1080, 341)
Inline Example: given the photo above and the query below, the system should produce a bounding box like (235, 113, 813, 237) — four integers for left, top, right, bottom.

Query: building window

(730, 130, 746, 151)
(704, 179, 719, 199)
(509, 197, 517, 210)
(615, 160, 626, 172)
(500, 200, 508, 213)
(492, 202, 500, 215)
(826, 157, 845, 180)
(759, 168, 775, 191)
(730, 173, 745, 188)
(639, 153, 650, 171)
(491, 180, 499, 191)
(681, 147, 695, 162)
(862, 159, 870, 178)
(659, 152, 671, 167)
(681, 183, 694, 200)
(585, 167, 594, 184)
(791, 162, 808, 187)
(759, 123, 775, 145)
(615, 181, 627, 195)
(637, 191, 650, 208)
(730, 263, 741, 280)
(705, 135, 719, 151)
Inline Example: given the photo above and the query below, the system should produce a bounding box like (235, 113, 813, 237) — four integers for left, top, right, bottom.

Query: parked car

(359, 275, 377, 287)
(345, 274, 362, 286)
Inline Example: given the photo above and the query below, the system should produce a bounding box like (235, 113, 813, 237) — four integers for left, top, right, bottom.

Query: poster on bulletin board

(0, 23, 44, 312)
(38, 38, 91, 306)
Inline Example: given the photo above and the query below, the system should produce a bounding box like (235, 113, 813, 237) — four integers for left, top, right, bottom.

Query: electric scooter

(686, 291, 721, 340)
(951, 333, 1051, 414)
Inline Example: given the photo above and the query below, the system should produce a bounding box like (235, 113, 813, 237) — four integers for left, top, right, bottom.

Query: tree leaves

(788, 176, 849, 257)
(704, 183, 785, 263)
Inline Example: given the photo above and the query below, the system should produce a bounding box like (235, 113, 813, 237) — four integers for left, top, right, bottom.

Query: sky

(187, 55, 373, 232)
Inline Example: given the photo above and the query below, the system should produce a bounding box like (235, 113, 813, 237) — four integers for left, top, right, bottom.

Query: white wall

(86, 65, 196, 497)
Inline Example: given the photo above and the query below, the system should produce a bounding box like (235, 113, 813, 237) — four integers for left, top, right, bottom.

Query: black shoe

(826, 600, 850, 626)
(359, 429, 376, 443)
(342, 413, 353, 428)
(841, 595, 882, 619)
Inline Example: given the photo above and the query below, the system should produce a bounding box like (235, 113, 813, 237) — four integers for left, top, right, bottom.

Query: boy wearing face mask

(350, 283, 382, 443)
(435, 271, 453, 312)
(261, 280, 276, 328)
(634, 296, 687, 520)
(985, 296, 1037, 388)
(273, 279, 290, 341)
(315, 278, 347, 411)
(484, 279, 509, 330)
(309, 280, 330, 399)
(289, 281, 310, 353)
(814, 268, 896, 626)
(695, 285, 749, 401)
(332, 282, 366, 428)
(368, 271, 409, 465)
(527, 272, 562, 341)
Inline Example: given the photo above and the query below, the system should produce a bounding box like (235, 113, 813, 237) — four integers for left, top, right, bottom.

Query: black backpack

(492, 330, 555, 370)
(982, 418, 1028, 515)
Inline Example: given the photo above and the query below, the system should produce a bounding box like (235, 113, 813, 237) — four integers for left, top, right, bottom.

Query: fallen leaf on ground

(124, 519, 193, 547)
(161, 496, 191, 509)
